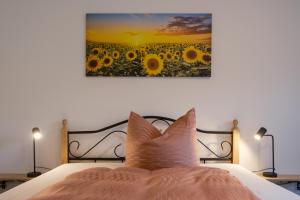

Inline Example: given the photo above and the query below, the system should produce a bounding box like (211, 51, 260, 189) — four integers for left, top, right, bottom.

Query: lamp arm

(264, 134, 275, 173)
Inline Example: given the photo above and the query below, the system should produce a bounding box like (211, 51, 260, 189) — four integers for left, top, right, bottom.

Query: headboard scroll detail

(60, 117, 240, 165)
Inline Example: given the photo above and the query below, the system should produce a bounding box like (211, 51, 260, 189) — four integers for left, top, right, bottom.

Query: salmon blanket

(30, 166, 260, 200)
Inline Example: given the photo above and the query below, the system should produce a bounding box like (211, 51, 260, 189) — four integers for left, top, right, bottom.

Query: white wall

(0, 0, 299, 174)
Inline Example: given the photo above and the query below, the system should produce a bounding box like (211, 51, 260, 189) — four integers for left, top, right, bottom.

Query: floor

(0, 181, 21, 194)
(280, 182, 300, 195)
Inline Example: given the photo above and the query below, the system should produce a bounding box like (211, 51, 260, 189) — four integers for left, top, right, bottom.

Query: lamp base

(27, 171, 41, 178)
(263, 171, 277, 178)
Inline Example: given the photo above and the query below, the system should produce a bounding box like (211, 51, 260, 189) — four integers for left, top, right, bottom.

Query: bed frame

(60, 117, 240, 164)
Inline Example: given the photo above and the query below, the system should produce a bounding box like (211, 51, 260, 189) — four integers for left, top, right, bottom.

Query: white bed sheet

(0, 163, 299, 200)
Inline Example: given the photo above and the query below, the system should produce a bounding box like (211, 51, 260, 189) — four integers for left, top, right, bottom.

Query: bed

(0, 114, 299, 200)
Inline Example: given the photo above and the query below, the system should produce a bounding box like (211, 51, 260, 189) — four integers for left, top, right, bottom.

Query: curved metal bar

(69, 130, 127, 158)
(197, 139, 232, 159)
(69, 140, 80, 158)
(151, 119, 171, 126)
(220, 141, 232, 158)
(68, 116, 232, 135)
(113, 143, 123, 158)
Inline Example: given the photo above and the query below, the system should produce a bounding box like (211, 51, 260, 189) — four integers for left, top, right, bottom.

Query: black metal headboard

(64, 116, 237, 164)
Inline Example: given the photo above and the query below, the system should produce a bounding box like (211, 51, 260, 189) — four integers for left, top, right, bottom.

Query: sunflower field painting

(86, 13, 212, 77)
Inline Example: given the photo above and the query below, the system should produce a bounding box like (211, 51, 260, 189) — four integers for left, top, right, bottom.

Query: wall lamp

(255, 127, 277, 177)
(27, 127, 42, 177)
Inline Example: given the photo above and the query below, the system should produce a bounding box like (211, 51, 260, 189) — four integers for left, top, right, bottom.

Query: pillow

(125, 108, 198, 170)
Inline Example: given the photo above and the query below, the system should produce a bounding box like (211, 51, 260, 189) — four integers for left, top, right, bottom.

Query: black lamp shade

(256, 127, 267, 139)
(32, 127, 40, 134)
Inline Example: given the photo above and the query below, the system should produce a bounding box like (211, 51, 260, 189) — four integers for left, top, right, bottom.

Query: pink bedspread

(30, 166, 260, 200)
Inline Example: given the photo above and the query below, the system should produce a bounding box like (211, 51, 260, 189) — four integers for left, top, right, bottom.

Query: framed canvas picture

(86, 13, 212, 77)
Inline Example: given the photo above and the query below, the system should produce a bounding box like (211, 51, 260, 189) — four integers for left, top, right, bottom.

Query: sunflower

(198, 52, 211, 65)
(102, 56, 113, 67)
(112, 51, 120, 59)
(86, 56, 102, 72)
(102, 49, 108, 56)
(143, 54, 164, 76)
(126, 51, 137, 61)
(91, 48, 101, 55)
(158, 53, 165, 60)
(165, 51, 173, 60)
(182, 46, 200, 64)
(175, 51, 181, 56)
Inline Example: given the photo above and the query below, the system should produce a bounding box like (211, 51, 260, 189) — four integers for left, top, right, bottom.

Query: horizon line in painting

(86, 13, 212, 77)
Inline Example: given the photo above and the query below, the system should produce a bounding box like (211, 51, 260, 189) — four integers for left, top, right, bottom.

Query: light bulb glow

(33, 132, 42, 140)
(254, 134, 261, 140)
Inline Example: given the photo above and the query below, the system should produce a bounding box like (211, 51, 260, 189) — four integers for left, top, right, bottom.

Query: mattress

(0, 163, 299, 200)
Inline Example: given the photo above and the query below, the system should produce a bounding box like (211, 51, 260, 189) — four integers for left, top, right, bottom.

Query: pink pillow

(125, 108, 198, 170)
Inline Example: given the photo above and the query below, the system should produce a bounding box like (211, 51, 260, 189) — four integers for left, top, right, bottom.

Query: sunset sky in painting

(86, 14, 212, 45)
